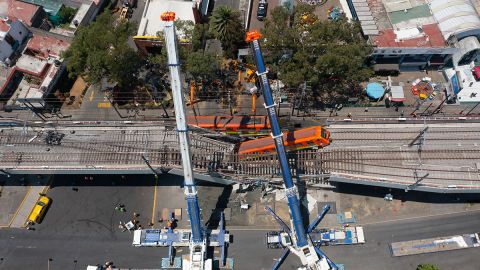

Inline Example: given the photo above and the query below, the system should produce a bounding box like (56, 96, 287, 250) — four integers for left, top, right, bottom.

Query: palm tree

(210, 6, 244, 58)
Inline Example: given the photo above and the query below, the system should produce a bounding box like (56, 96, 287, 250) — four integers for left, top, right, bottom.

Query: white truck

(311, 227, 365, 246)
(266, 226, 365, 248)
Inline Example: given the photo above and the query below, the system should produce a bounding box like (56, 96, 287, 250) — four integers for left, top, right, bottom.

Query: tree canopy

(186, 51, 220, 81)
(62, 12, 142, 88)
(416, 264, 440, 270)
(148, 20, 220, 81)
(210, 6, 245, 58)
(262, 4, 373, 105)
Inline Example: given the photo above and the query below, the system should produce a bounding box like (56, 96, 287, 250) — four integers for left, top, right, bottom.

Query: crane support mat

(214, 257, 234, 269)
(161, 257, 182, 268)
(336, 211, 356, 224)
(390, 232, 480, 256)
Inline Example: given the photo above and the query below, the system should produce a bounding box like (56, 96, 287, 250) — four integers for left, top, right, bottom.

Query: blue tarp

(366, 82, 385, 99)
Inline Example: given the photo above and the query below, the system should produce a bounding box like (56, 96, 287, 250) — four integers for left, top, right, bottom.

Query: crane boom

(247, 31, 307, 247)
(163, 12, 203, 244)
(130, 12, 231, 270)
(161, 12, 211, 270)
(246, 31, 335, 270)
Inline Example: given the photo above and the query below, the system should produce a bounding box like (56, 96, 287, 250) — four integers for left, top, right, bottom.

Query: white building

(0, 18, 29, 66)
(134, 0, 201, 55)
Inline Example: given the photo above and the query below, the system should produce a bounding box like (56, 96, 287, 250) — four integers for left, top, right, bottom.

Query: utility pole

(296, 81, 306, 117)
(466, 102, 480, 116)
(431, 94, 449, 115)
(406, 169, 429, 192)
(106, 91, 127, 119)
(276, 80, 281, 117)
(160, 101, 170, 118)
(419, 103, 433, 116)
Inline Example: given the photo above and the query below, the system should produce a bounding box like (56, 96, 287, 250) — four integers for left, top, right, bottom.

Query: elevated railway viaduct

(0, 120, 479, 193)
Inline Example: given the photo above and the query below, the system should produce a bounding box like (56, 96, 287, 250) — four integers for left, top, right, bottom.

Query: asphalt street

(1, 187, 480, 270)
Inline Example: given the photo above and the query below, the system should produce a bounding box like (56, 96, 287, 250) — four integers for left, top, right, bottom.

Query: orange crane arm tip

(245, 31, 262, 42)
(160, 11, 176, 21)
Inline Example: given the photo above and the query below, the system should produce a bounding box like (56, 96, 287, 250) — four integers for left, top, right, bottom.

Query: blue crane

(246, 31, 338, 270)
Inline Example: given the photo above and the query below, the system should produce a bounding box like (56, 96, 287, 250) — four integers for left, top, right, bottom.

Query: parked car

(28, 195, 51, 224)
(257, 1, 268, 21)
(123, 0, 137, 8)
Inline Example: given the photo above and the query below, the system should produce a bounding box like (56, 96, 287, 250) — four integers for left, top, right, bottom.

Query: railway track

(1, 125, 480, 190)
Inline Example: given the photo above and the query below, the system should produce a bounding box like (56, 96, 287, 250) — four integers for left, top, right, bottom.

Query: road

(0, 174, 229, 269)
(1, 203, 479, 269)
(249, 0, 281, 31)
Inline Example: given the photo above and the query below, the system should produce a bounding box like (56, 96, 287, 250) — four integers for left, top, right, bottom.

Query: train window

(321, 129, 328, 138)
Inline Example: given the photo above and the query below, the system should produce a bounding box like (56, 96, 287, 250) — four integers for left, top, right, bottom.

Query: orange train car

(187, 115, 270, 133)
(238, 126, 330, 156)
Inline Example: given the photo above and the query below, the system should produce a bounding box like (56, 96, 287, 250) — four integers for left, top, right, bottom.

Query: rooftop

(430, 0, 480, 41)
(374, 23, 446, 48)
(3, 0, 40, 26)
(69, 3, 91, 28)
(136, 0, 197, 37)
(0, 19, 10, 32)
(16, 85, 44, 100)
(360, 0, 451, 48)
(16, 54, 48, 76)
(26, 33, 70, 59)
(20, 0, 62, 16)
(444, 64, 480, 103)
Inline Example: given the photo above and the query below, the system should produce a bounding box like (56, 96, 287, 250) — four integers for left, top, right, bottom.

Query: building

(0, 18, 29, 66)
(70, 1, 97, 29)
(0, 16, 70, 110)
(348, 0, 458, 71)
(1, 0, 49, 28)
(341, 0, 480, 102)
(429, 0, 480, 104)
(19, 0, 63, 24)
(134, 0, 201, 55)
(346, 0, 480, 71)
(13, 34, 69, 109)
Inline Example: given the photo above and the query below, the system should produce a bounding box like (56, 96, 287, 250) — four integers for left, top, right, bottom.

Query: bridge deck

(0, 123, 479, 192)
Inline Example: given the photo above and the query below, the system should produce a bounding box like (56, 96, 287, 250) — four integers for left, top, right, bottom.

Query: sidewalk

(0, 185, 29, 226)
(9, 185, 49, 228)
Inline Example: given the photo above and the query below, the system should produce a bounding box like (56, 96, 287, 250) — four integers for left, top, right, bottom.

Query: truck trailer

(266, 226, 365, 248)
(311, 227, 365, 246)
(390, 232, 480, 257)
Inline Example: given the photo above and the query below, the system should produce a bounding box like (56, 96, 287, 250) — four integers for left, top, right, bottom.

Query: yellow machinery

(119, 7, 129, 20)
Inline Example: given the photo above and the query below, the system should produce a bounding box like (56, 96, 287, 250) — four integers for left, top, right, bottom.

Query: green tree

(149, 20, 220, 79)
(416, 264, 440, 270)
(58, 5, 77, 24)
(192, 23, 213, 52)
(210, 6, 245, 58)
(62, 12, 142, 88)
(186, 51, 220, 81)
(261, 4, 372, 105)
(174, 19, 195, 43)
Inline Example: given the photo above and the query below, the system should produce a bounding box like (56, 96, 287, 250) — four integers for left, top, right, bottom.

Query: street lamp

(47, 258, 52, 270)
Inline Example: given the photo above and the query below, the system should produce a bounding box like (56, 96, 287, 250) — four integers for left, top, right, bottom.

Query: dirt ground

(62, 76, 87, 110)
